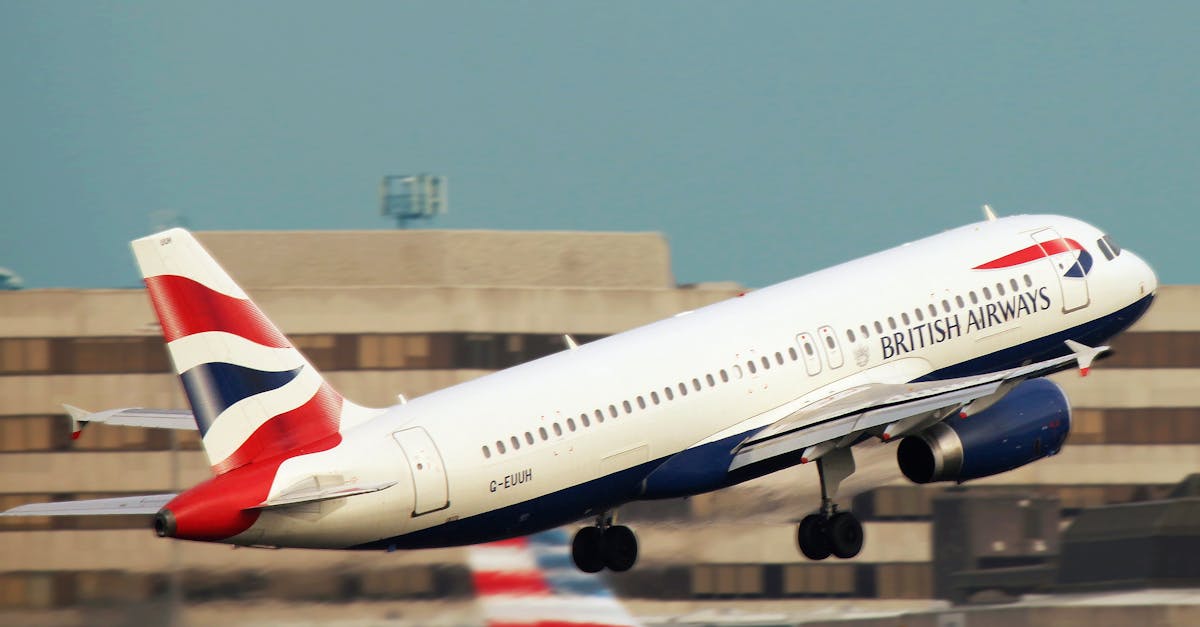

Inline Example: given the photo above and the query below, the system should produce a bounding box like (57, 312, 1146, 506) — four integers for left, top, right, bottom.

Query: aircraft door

(1031, 229, 1091, 313)
(817, 325, 845, 369)
(392, 427, 450, 516)
(795, 332, 823, 376)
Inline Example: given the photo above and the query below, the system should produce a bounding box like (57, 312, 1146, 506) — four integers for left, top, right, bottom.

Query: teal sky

(1, 2, 1196, 289)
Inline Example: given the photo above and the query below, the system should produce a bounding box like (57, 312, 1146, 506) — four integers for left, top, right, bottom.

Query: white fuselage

(240, 215, 1156, 549)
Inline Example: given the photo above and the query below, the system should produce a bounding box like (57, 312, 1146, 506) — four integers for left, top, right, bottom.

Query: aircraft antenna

(982, 204, 998, 221)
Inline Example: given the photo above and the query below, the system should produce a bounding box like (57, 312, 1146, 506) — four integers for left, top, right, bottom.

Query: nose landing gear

(796, 447, 864, 560)
(571, 512, 638, 573)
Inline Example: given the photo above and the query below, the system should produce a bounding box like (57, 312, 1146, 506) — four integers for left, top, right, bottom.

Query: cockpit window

(1097, 237, 1115, 261)
(1103, 234, 1121, 256)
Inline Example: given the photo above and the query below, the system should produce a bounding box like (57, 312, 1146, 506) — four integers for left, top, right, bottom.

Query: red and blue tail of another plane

(468, 529, 644, 627)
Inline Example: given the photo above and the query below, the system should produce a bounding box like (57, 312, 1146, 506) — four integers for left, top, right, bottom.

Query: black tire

(827, 511, 864, 559)
(571, 526, 605, 573)
(797, 514, 832, 561)
(601, 525, 638, 572)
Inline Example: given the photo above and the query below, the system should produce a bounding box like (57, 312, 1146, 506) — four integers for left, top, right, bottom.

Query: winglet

(62, 404, 90, 440)
(1065, 340, 1108, 377)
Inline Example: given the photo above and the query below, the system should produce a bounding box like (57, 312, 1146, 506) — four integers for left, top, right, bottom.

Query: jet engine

(897, 378, 1071, 484)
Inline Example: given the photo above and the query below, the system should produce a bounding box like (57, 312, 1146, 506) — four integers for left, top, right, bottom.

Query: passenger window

(567, 418, 576, 432)
(623, 400, 633, 414)
(747, 360, 757, 374)
(665, 386, 674, 400)
(996, 283, 1005, 296)
(651, 391, 661, 404)
(609, 404, 618, 418)
(553, 423, 562, 436)
(679, 382, 689, 396)
(874, 321, 883, 334)
(482, 445, 491, 459)
(824, 335, 835, 349)
(706, 374, 716, 387)
(956, 295, 965, 308)
(982, 287, 992, 300)
(539, 427, 548, 440)
(942, 299, 951, 313)
(496, 440, 506, 454)
(693, 377, 702, 390)
(914, 308, 923, 322)
(1010, 278, 1019, 291)
(511, 436, 520, 450)
(760, 357, 770, 370)
(595, 409, 604, 423)
(901, 312, 910, 325)
(525, 432, 534, 445)
(1024, 274, 1032, 287)
(581, 413, 590, 427)
(804, 343, 814, 356)
(775, 352, 784, 365)
(860, 324, 870, 338)
(969, 291, 978, 304)
(928, 304, 937, 317)
(637, 395, 647, 409)
(888, 317, 897, 330)
(720, 369, 729, 382)
(733, 365, 743, 379)
(847, 329, 856, 343)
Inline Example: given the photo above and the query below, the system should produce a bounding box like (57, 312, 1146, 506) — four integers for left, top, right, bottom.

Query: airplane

(3, 211, 1157, 573)
(468, 528, 643, 626)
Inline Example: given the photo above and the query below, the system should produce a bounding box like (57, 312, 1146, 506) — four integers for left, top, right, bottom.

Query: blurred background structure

(1, 229, 1199, 626)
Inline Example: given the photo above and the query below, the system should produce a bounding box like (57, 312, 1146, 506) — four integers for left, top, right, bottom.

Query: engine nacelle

(897, 378, 1071, 484)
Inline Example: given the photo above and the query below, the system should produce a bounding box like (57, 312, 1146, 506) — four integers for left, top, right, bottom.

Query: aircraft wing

(469, 528, 643, 627)
(731, 343, 1104, 473)
(63, 404, 196, 438)
(0, 494, 175, 517)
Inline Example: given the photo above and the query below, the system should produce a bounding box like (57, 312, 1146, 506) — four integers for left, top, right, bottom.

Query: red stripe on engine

(211, 382, 343, 475)
(144, 274, 290, 348)
(973, 238, 1080, 270)
(472, 571, 551, 596)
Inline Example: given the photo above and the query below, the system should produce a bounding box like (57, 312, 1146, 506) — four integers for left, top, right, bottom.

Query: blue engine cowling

(897, 378, 1071, 484)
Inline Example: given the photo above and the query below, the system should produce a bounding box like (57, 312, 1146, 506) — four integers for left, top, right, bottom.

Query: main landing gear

(571, 512, 638, 573)
(797, 447, 864, 560)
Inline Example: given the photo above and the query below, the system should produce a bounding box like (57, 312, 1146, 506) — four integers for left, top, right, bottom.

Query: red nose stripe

(144, 274, 290, 348)
(973, 238, 1080, 270)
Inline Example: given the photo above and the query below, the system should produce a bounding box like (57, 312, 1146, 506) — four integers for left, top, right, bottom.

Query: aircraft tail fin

(131, 228, 373, 475)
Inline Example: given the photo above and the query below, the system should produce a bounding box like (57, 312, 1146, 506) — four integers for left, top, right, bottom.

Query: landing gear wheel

(827, 511, 864, 559)
(797, 514, 832, 561)
(601, 525, 638, 572)
(571, 526, 605, 573)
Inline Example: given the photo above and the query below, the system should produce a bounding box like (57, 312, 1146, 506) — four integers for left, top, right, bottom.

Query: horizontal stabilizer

(64, 404, 196, 436)
(1, 494, 175, 517)
(252, 478, 396, 509)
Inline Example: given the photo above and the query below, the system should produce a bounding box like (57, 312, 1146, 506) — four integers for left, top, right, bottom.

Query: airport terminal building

(2, 229, 1199, 623)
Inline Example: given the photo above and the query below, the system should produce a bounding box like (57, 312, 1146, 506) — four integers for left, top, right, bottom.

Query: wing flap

(1, 494, 175, 517)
